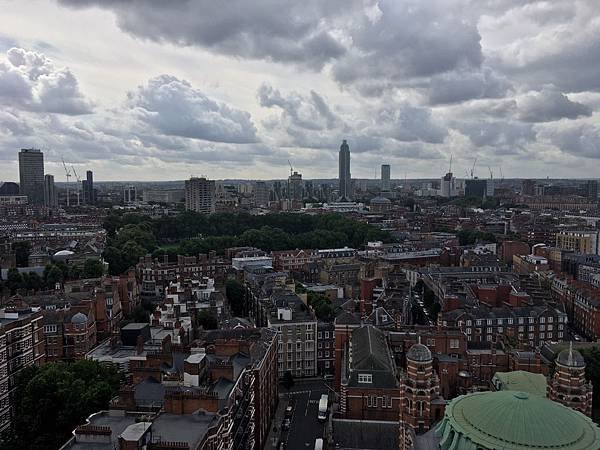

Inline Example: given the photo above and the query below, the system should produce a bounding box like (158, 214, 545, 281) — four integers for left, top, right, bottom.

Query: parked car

(282, 418, 291, 431)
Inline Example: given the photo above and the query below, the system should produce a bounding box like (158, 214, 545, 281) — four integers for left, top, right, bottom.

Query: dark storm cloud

(58, 0, 351, 69)
(428, 67, 511, 105)
(128, 75, 258, 144)
(518, 88, 592, 122)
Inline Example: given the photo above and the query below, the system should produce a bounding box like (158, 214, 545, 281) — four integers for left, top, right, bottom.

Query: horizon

(1, 1, 600, 181)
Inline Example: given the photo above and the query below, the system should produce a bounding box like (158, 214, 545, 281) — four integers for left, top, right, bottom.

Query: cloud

(331, 0, 484, 95)
(58, 0, 350, 69)
(428, 67, 511, 105)
(0, 47, 93, 114)
(128, 75, 258, 144)
(517, 88, 592, 122)
(538, 120, 600, 159)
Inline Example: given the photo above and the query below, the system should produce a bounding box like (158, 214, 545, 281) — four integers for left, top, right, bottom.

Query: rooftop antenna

(61, 157, 71, 207)
(449, 154, 453, 174)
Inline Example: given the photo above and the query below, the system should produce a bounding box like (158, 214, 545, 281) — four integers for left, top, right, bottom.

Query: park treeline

(103, 211, 391, 275)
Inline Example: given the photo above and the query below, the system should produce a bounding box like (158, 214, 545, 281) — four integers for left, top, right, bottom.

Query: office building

(0, 304, 46, 432)
(18, 148, 44, 205)
(556, 230, 600, 255)
(339, 139, 351, 201)
(43, 174, 57, 208)
(464, 178, 487, 199)
(142, 189, 185, 203)
(254, 181, 269, 207)
(522, 179, 535, 195)
(0, 182, 19, 195)
(381, 164, 391, 192)
(123, 185, 137, 204)
(82, 170, 94, 205)
(185, 177, 216, 214)
(440, 172, 455, 198)
(288, 171, 303, 201)
(586, 180, 598, 200)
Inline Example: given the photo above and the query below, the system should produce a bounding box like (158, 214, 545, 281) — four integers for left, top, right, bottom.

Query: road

(278, 379, 332, 450)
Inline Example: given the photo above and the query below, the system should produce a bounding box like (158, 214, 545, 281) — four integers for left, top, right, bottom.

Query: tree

(6, 268, 22, 294)
(44, 264, 63, 288)
(282, 371, 294, 390)
(83, 259, 104, 278)
(226, 279, 246, 317)
(0, 360, 122, 450)
(12, 242, 31, 268)
(23, 272, 43, 292)
(197, 310, 218, 330)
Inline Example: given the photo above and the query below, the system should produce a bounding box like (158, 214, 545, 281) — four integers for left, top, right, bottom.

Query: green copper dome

(435, 390, 600, 449)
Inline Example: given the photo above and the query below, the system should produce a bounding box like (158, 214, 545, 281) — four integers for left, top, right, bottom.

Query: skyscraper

(338, 139, 351, 201)
(185, 177, 215, 214)
(43, 174, 57, 208)
(18, 148, 44, 205)
(381, 164, 391, 192)
(288, 171, 303, 201)
(82, 170, 94, 205)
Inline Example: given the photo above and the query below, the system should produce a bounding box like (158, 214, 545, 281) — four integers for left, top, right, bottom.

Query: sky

(1, 0, 600, 182)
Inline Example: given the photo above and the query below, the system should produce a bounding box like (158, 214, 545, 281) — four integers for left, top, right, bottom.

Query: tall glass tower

(18, 148, 44, 205)
(338, 139, 351, 201)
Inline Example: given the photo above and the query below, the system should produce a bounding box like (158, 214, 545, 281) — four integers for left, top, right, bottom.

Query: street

(272, 379, 332, 450)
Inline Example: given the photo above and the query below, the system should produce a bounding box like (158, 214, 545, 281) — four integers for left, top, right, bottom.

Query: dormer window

(358, 373, 372, 384)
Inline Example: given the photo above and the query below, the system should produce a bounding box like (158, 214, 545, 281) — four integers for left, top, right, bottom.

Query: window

(548, 324, 553, 331)
(466, 320, 472, 326)
(325, 351, 330, 357)
(358, 374, 372, 384)
(466, 328, 472, 335)
(548, 317, 554, 323)
(450, 339, 459, 349)
(426, 338, 435, 346)
(540, 317, 545, 323)
(325, 361, 330, 368)
(508, 318, 514, 325)
(498, 326, 503, 333)
(318, 332, 323, 339)
(518, 317, 524, 324)
(324, 331, 330, 339)
(487, 319, 492, 325)
(476, 320, 483, 326)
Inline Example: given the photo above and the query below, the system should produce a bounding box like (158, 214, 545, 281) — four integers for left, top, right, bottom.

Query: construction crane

(470, 157, 478, 179)
(71, 166, 82, 206)
(488, 166, 493, 180)
(287, 160, 293, 177)
(448, 154, 453, 175)
(499, 167, 505, 186)
(61, 158, 71, 207)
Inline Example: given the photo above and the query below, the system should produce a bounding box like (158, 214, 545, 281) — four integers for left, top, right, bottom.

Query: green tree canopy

(83, 258, 104, 278)
(1, 360, 122, 450)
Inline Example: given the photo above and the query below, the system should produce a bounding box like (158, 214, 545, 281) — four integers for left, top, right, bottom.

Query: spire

(568, 341, 574, 367)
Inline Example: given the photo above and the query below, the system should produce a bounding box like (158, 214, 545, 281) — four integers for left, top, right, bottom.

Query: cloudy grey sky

(1, 0, 599, 181)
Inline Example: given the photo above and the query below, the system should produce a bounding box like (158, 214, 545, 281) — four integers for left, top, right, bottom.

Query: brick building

(0, 304, 45, 432)
(548, 344, 593, 417)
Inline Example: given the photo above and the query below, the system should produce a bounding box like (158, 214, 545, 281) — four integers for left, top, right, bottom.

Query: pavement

(265, 378, 334, 450)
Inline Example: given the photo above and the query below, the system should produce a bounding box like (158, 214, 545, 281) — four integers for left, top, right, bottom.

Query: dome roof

(435, 390, 600, 449)
(370, 196, 391, 204)
(406, 342, 432, 362)
(557, 344, 586, 368)
(71, 312, 88, 324)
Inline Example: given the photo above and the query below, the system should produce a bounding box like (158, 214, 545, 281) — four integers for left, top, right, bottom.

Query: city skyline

(1, 1, 600, 181)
